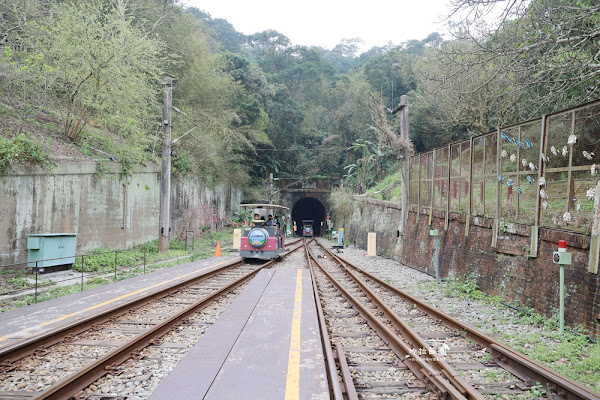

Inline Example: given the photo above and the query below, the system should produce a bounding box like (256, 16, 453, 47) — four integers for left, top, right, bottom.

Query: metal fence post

(34, 261, 38, 304)
(81, 255, 85, 291)
(114, 250, 118, 281)
(435, 235, 440, 284)
(143, 246, 147, 274)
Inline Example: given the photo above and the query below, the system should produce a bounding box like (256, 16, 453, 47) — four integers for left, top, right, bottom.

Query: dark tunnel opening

(291, 197, 326, 236)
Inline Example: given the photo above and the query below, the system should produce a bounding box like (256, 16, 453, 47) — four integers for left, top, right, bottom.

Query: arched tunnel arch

(291, 197, 326, 236)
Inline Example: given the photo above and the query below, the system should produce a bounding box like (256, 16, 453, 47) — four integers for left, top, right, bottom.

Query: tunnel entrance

(291, 197, 326, 236)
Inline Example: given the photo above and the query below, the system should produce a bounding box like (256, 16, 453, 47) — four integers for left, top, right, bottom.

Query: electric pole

(393, 95, 409, 255)
(399, 94, 409, 231)
(159, 77, 172, 253)
(269, 173, 273, 205)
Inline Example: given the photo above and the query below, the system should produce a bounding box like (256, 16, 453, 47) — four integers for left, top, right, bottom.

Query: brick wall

(402, 207, 600, 337)
(337, 199, 600, 337)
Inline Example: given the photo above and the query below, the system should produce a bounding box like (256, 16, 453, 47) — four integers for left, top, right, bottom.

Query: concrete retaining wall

(0, 161, 241, 266)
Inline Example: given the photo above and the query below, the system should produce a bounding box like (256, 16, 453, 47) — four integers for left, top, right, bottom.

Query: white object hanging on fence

(586, 187, 596, 200)
(567, 134, 577, 145)
(583, 151, 595, 160)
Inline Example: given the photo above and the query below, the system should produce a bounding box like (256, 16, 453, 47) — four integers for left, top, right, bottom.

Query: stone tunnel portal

(291, 197, 326, 236)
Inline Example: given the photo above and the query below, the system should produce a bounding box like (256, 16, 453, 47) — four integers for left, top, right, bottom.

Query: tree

(25, 1, 164, 145)
(322, 38, 363, 74)
(188, 8, 246, 53)
(435, 0, 600, 122)
(247, 30, 293, 75)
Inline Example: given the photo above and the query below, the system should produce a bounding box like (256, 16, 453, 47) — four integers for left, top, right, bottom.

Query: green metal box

(27, 233, 77, 270)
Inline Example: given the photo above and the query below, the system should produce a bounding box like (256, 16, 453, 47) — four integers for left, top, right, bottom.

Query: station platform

(149, 268, 329, 400)
(0, 256, 241, 350)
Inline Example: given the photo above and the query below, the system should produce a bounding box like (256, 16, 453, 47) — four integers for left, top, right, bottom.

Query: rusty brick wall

(337, 199, 600, 337)
(402, 207, 600, 337)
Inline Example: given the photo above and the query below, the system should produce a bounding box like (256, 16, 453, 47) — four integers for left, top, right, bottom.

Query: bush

(0, 134, 54, 174)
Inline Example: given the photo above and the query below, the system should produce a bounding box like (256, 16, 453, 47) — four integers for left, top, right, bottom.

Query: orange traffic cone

(214, 241, 222, 257)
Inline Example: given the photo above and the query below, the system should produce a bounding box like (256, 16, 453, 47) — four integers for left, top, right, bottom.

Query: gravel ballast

(316, 238, 600, 396)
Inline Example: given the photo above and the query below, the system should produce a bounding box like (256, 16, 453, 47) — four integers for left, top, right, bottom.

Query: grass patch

(503, 328, 600, 391)
(0, 228, 235, 312)
(416, 276, 600, 394)
(364, 171, 402, 201)
(421, 275, 501, 305)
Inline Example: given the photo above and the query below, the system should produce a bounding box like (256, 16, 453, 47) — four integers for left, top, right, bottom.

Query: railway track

(0, 241, 306, 400)
(2, 237, 597, 400)
(308, 240, 600, 400)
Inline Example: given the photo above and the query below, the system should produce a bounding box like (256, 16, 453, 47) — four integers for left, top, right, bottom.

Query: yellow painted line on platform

(0, 259, 234, 343)
(284, 269, 303, 400)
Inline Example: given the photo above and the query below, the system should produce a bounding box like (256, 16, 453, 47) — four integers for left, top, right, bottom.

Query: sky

(186, 0, 456, 52)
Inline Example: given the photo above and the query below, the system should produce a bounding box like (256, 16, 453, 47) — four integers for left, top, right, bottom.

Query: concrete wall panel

(0, 161, 241, 266)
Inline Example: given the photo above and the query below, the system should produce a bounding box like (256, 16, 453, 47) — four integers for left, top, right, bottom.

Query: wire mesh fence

(409, 99, 600, 234)
(0, 234, 207, 307)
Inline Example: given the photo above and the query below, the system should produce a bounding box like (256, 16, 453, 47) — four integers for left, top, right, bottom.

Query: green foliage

(22, 1, 165, 142)
(74, 244, 188, 274)
(365, 170, 403, 201)
(228, 208, 254, 225)
(171, 149, 194, 176)
(3, 0, 596, 196)
(0, 134, 54, 174)
(442, 276, 486, 301)
(7, 277, 31, 289)
(344, 139, 398, 193)
(503, 326, 600, 390)
(329, 186, 355, 218)
(1, 231, 235, 311)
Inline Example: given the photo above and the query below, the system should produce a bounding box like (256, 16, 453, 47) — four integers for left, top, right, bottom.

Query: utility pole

(269, 173, 273, 205)
(399, 94, 409, 230)
(393, 95, 409, 255)
(159, 77, 173, 253)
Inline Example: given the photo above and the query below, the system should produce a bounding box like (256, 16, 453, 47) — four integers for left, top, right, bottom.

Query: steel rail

(325, 246, 600, 400)
(335, 344, 359, 400)
(314, 242, 484, 400)
(304, 240, 345, 400)
(0, 240, 306, 367)
(34, 261, 270, 400)
(0, 258, 244, 363)
(31, 241, 310, 400)
(308, 248, 469, 400)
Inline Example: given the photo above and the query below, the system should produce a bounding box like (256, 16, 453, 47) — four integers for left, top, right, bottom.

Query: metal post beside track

(34, 261, 38, 304)
(430, 229, 440, 283)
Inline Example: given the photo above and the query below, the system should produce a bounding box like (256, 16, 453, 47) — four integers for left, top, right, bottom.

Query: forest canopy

(1, 0, 598, 197)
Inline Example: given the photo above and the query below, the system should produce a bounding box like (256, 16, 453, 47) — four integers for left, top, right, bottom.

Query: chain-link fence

(409, 100, 600, 234)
